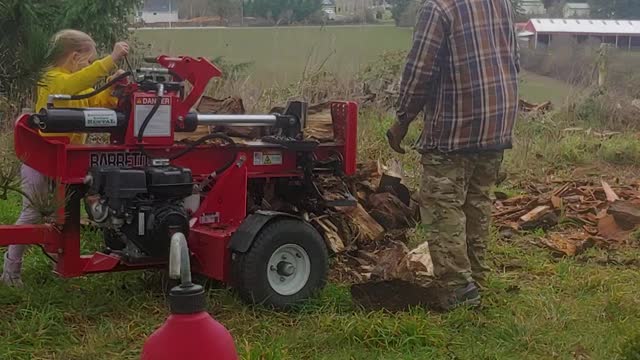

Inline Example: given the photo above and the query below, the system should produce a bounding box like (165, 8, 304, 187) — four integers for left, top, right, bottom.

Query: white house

(137, 0, 178, 24)
(521, 0, 546, 16)
(563, 3, 591, 18)
(322, 0, 337, 20)
(322, 0, 336, 12)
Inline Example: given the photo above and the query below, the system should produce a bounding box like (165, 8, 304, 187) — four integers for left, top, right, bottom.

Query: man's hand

(386, 121, 409, 154)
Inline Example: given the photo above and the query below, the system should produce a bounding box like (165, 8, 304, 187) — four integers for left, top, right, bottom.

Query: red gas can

(141, 309, 238, 360)
(141, 233, 238, 360)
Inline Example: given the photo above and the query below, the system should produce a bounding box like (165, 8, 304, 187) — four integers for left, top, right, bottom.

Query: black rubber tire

(232, 218, 328, 310)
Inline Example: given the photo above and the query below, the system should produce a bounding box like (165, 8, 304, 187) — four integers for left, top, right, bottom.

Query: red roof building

(520, 18, 640, 49)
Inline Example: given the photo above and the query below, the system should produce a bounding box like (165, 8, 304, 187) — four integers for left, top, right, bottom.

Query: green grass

(2, 204, 640, 359)
(504, 110, 640, 179)
(519, 71, 575, 105)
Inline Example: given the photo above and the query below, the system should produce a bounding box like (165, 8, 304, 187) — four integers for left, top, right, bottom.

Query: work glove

(386, 121, 409, 154)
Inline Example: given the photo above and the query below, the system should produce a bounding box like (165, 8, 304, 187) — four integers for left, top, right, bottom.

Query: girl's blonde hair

(49, 29, 96, 65)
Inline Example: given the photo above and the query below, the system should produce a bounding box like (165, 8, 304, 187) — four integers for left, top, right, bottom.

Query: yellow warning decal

(253, 152, 282, 166)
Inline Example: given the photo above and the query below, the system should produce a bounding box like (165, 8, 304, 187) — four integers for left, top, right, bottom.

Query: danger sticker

(84, 109, 117, 127)
(253, 152, 282, 166)
(134, 104, 171, 137)
(135, 97, 171, 105)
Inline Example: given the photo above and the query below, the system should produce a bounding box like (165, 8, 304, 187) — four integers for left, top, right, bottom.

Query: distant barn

(520, 18, 640, 50)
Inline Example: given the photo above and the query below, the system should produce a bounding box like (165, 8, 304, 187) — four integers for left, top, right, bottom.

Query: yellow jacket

(36, 55, 118, 144)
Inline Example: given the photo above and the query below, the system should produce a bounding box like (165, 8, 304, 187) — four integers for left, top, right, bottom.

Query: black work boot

(439, 283, 481, 311)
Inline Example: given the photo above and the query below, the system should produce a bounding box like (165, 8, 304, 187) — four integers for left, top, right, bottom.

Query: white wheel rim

(267, 244, 311, 296)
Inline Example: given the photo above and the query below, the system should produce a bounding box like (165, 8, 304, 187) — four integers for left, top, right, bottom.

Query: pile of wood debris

(320, 160, 433, 286)
(325, 161, 443, 311)
(494, 180, 640, 256)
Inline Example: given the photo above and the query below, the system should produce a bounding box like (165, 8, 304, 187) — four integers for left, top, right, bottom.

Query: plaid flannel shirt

(396, 0, 520, 153)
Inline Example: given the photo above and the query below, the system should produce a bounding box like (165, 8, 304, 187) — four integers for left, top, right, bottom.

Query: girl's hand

(108, 69, 130, 97)
(108, 69, 126, 81)
(111, 42, 130, 62)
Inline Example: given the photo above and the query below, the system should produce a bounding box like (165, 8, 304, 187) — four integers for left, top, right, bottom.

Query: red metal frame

(156, 55, 222, 126)
(1, 55, 358, 282)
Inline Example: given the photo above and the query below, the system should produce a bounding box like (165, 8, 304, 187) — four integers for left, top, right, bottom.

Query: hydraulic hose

(46, 71, 132, 108)
(137, 94, 162, 144)
(168, 133, 239, 193)
(170, 133, 237, 175)
(136, 84, 164, 160)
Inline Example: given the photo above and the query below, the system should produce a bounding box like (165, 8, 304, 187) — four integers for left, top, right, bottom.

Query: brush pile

(319, 160, 443, 311)
(494, 179, 640, 256)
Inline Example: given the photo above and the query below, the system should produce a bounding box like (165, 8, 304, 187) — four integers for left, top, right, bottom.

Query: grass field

(519, 72, 574, 104)
(135, 26, 413, 85)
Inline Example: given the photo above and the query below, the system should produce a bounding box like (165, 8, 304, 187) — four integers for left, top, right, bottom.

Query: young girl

(1, 29, 129, 286)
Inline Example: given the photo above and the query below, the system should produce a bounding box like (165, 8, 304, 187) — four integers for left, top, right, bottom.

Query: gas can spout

(169, 232, 192, 286)
(164, 232, 206, 315)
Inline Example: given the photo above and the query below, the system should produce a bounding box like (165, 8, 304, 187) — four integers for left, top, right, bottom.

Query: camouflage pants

(418, 150, 503, 288)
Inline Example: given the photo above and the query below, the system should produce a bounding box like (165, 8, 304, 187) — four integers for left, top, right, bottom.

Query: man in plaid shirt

(387, 0, 520, 310)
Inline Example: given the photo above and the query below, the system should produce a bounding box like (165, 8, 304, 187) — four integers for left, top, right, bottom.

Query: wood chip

(502, 195, 533, 206)
(505, 209, 531, 221)
(608, 200, 640, 231)
(368, 192, 414, 230)
(313, 218, 345, 253)
(539, 233, 594, 257)
(540, 234, 578, 256)
(551, 195, 563, 209)
(597, 214, 631, 242)
(519, 205, 551, 223)
(601, 180, 620, 202)
(336, 203, 384, 242)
